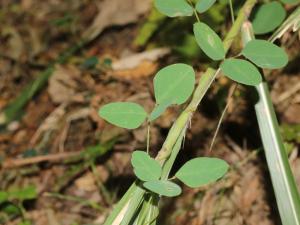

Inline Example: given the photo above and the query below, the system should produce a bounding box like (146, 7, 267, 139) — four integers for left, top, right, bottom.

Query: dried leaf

(112, 48, 170, 70)
(48, 65, 80, 104)
(83, 0, 151, 41)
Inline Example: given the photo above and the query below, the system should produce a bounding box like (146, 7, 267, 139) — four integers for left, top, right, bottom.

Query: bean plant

(98, 0, 299, 224)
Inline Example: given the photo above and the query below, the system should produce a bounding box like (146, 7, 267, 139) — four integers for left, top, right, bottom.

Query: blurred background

(0, 0, 299, 224)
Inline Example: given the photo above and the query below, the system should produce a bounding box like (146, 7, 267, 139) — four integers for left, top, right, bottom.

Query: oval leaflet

(220, 59, 262, 86)
(175, 157, 229, 188)
(252, 2, 286, 34)
(196, 0, 217, 13)
(154, 0, 193, 17)
(99, 102, 147, 129)
(193, 22, 225, 60)
(242, 40, 288, 69)
(154, 63, 195, 105)
(131, 151, 162, 181)
(143, 180, 182, 197)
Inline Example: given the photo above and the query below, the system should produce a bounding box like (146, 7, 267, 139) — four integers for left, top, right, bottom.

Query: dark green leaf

(252, 2, 286, 34)
(143, 180, 182, 197)
(131, 151, 162, 181)
(220, 59, 262, 86)
(99, 102, 147, 129)
(154, 63, 195, 105)
(175, 157, 229, 188)
(242, 40, 288, 69)
(193, 22, 225, 60)
(154, 0, 193, 17)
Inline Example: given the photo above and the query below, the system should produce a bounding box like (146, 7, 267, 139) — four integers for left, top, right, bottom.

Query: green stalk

(241, 22, 300, 225)
(103, 0, 257, 223)
(103, 183, 139, 225)
(120, 185, 145, 225)
(156, 0, 257, 164)
(161, 129, 186, 180)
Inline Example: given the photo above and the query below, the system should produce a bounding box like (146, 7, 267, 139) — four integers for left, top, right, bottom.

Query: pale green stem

(147, 122, 151, 154)
(161, 128, 186, 180)
(229, 0, 235, 23)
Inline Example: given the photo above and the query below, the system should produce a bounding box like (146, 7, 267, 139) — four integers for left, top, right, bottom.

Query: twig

(2, 151, 82, 169)
(275, 82, 300, 104)
(209, 83, 238, 151)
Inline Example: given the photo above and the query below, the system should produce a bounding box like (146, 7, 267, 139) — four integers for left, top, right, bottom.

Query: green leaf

(135, 196, 159, 224)
(193, 22, 225, 60)
(175, 157, 229, 188)
(99, 102, 147, 129)
(242, 40, 288, 69)
(18, 221, 31, 225)
(196, 0, 217, 13)
(82, 56, 99, 69)
(1, 203, 20, 215)
(154, 63, 195, 105)
(131, 151, 162, 181)
(149, 101, 172, 121)
(143, 180, 182, 197)
(0, 191, 8, 203)
(252, 2, 286, 34)
(8, 186, 37, 201)
(280, 0, 299, 4)
(154, 0, 193, 17)
(220, 59, 262, 86)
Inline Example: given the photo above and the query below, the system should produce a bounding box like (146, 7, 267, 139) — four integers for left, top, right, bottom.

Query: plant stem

(103, 0, 257, 223)
(241, 21, 300, 225)
(229, 0, 235, 23)
(161, 129, 186, 180)
(147, 122, 151, 154)
(156, 0, 257, 164)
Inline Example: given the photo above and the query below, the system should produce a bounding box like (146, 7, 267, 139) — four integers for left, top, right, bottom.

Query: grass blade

(255, 83, 300, 225)
(242, 21, 300, 225)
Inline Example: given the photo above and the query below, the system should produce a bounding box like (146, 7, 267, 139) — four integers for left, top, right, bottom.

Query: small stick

(209, 83, 238, 151)
(2, 151, 82, 169)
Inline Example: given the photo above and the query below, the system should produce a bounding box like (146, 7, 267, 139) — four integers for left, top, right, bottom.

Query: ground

(0, 0, 300, 225)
